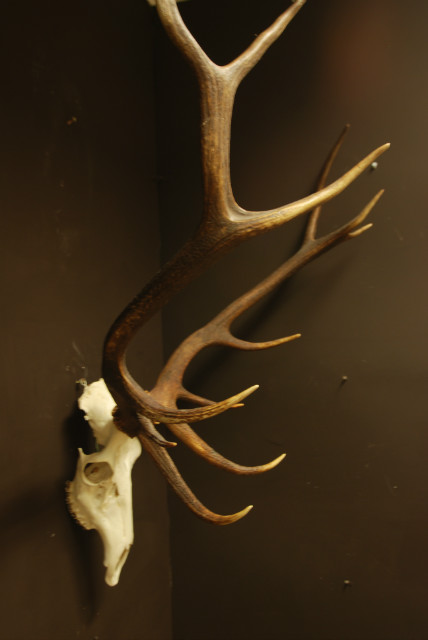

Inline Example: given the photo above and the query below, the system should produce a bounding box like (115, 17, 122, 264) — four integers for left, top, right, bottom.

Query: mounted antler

(103, 0, 388, 435)
(67, 0, 389, 584)
(140, 123, 384, 523)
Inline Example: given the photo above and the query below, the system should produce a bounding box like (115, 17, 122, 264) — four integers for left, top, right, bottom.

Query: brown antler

(141, 125, 384, 523)
(101, 1, 389, 522)
(103, 0, 388, 432)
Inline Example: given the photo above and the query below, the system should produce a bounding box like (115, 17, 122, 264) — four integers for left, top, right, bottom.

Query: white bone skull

(66, 379, 142, 586)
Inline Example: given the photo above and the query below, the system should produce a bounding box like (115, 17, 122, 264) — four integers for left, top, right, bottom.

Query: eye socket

(84, 461, 113, 483)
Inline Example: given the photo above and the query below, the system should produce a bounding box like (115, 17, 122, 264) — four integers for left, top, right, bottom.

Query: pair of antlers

(102, 0, 388, 523)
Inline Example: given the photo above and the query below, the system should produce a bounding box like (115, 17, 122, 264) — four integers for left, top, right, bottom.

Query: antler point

(261, 453, 287, 471)
(216, 504, 253, 525)
(348, 223, 373, 239)
(240, 384, 259, 397)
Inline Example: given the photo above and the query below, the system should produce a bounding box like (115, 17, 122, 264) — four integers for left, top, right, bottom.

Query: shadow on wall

(0, 404, 103, 623)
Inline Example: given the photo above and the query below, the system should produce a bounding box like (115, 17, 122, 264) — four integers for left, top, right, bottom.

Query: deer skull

(66, 379, 142, 586)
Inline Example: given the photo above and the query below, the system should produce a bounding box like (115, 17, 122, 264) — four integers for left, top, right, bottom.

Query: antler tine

(229, 143, 389, 235)
(229, 0, 306, 83)
(162, 421, 286, 475)
(217, 333, 302, 352)
(177, 388, 215, 408)
(326, 188, 384, 241)
(155, 0, 212, 79)
(305, 124, 351, 243)
(138, 431, 253, 524)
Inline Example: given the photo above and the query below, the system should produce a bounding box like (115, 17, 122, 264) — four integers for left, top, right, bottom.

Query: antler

(142, 124, 384, 522)
(101, 1, 389, 521)
(103, 0, 389, 433)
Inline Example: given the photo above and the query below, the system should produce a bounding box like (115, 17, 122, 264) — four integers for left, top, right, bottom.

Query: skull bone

(66, 379, 142, 586)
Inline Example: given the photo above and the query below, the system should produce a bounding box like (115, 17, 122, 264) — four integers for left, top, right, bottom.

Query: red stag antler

(102, 0, 388, 523)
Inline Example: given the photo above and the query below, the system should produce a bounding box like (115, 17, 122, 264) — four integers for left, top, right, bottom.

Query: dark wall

(0, 2, 171, 639)
(155, 1, 428, 639)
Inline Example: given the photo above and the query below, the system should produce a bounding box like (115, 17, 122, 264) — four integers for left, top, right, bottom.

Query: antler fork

(102, 1, 389, 521)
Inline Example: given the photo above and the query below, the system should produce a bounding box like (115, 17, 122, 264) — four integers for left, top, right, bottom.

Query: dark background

(0, 1, 427, 640)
